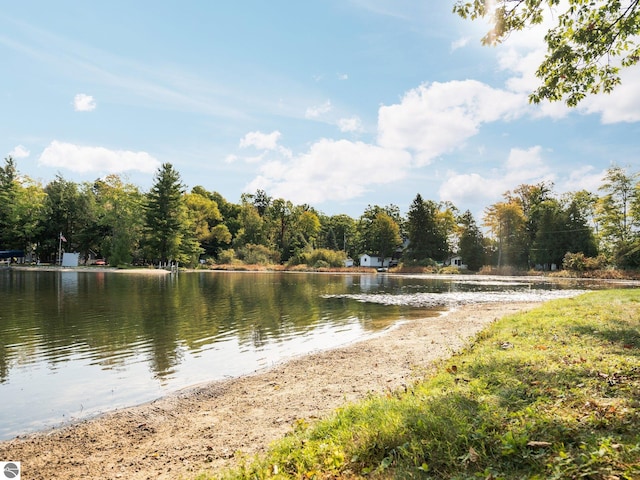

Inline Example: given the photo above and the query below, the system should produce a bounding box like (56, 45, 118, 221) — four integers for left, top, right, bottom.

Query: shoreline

(0, 301, 541, 480)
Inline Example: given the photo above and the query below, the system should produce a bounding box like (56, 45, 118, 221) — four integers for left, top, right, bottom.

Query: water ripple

(322, 289, 586, 308)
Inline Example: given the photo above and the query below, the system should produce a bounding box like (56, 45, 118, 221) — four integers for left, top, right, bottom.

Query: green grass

(205, 289, 640, 479)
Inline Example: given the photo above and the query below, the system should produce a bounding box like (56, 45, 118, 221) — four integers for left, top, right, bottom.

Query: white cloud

(9, 145, 30, 158)
(438, 146, 553, 208)
(558, 165, 606, 193)
(377, 81, 528, 166)
(238, 130, 292, 161)
(239, 131, 282, 150)
(73, 93, 96, 112)
(337, 73, 349, 80)
(579, 66, 640, 124)
(450, 36, 470, 51)
(493, 13, 640, 123)
(245, 138, 411, 204)
(305, 100, 332, 119)
(38, 141, 160, 174)
(338, 116, 364, 133)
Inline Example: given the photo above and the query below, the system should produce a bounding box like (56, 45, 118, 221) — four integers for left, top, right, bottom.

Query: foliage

(596, 165, 640, 267)
(457, 210, 485, 271)
(563, 252, 607, 272)
(406, 194, 449, 263)
(317, 213, 357, 256)
(484, 199, 527, 268)
(236, 243, 280, 265)
(143, 163, 203, 266)
(93, 175, 144, 266)
(454, 0, 640, 106)
(215, 289, 640, 479)
(290, 248, 348, 268)
(1, 158, 638, 274)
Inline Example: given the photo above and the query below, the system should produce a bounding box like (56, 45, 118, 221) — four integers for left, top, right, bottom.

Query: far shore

(6, 264, 640, 287)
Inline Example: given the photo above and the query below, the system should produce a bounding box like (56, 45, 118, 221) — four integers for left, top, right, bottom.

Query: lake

(0, 269, 591, 440)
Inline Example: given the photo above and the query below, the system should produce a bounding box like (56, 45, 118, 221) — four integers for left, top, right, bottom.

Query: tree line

(0, 158, 638, 270)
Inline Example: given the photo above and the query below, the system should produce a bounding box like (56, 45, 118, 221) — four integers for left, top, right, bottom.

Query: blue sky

(2, 1, 639, 219)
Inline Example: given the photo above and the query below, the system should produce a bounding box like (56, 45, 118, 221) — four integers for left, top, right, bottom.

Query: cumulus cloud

(558, 165, 606, 193)
(579, 66, 640, 124)
(377, 81, 528, 166)
(245, 139, 411, 204)
(73, 93, 96, 112)
(238, 130, 292, 161)
(39, 141, 160, 174)
(494, 14, 640, 123)
(305, 100, 332, 119)
(239, 131, 282, 150)
(438, 146, 554, 208)
(9, 145, 30, 158)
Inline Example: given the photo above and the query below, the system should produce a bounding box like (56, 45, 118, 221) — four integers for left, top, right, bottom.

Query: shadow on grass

(573, 325, 640, 354)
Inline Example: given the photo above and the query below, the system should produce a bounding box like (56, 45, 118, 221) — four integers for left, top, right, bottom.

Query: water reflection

(1, 270, 435, 438)
(1, 270, 619, 439)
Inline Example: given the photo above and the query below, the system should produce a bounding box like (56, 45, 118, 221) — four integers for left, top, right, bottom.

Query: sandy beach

(0, 301, 540, 480)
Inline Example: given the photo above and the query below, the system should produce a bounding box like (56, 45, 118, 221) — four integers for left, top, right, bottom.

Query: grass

(204, 289, 640, 479)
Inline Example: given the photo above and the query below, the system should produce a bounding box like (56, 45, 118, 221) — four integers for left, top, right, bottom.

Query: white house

(359, 254, 391, 268)
(445, 255, 468, 270)
(344, 257, 354, 267)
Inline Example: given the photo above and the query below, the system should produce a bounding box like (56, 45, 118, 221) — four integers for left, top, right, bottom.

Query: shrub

(439, 265, 461, 275)
(237, 244, 281, 265)
(216, 249, 237, 265)
(296, 248, 347, 268)
(563, 252, 605, 272)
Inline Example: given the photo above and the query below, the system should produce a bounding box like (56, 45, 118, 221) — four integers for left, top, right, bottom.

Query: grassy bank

(207, 289, 640, 479)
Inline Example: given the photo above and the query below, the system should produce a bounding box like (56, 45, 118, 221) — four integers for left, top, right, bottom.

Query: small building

(344, 257, 354, 267)
(359, 254, 391, 268)
(445, 255, 468, 270)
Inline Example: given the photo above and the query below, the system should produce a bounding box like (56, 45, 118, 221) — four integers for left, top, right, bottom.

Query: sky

(2, 1, 639, 220)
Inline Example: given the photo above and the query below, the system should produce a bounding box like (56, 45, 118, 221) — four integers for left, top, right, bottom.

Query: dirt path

(0, 302, 539, 480)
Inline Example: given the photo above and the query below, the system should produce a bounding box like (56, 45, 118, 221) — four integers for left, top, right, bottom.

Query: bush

(237, 244, 281, 265)
(216, 249, 237, 265)
(439, 265, 461, 274)
(563, 252, 605, 272)
(294, 248, 347, 268)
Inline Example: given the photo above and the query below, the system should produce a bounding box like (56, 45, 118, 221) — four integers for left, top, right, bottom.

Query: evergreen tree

(406, 194, 448, 262)
(458, 210, 485, 271)
(143, 163, 195, 264)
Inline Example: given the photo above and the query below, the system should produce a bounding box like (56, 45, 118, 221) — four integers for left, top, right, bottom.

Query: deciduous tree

(454, 0, 640, 105)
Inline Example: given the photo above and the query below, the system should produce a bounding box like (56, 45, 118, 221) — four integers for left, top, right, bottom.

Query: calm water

(0, 269, 590, 439)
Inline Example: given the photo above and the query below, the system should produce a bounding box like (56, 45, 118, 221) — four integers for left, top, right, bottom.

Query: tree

(184, 188, 231, 257)
(296, 210, 321, 248)
(596, 165, 640, 266)
(143, 163, 199, 265)
(454, 0, 640, 106)
(406, 194, 449, 262)
(484, 200, 527, 268)
(93, 175, 145, 265)
(458, 210, 485, 271)
(564, 194, 599, 258)
(370, 212, 402, 267)
(357, 204, 404, 258)
(38, 175, 86, 262)
(318, 214, 357, 256)
(0, 157, 45, 253)
(530, 199, 567, 268)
